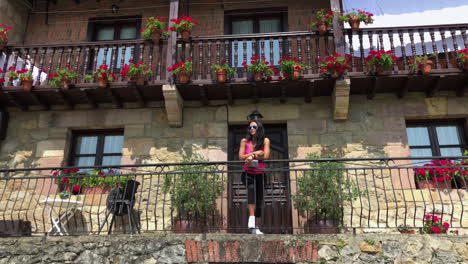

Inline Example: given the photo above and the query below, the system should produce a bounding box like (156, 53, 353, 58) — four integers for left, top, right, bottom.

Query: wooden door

(227, 124, 292, 233)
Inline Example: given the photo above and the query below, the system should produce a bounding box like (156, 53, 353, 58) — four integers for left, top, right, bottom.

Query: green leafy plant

(167, 58, 193, 75)
(278, 55, 311, 80)
(363, 239, 375, 245)
(169, 15, 199, 33)
(397, 224, 414, 233)
(293, 153, 364, 222)
(408, 54, 437, 73)
(319, 53, 352, 76)
(0, 24, 12, 44)
(456, 48, 468, 63)
(48, 66, 78, 87)
(211, 59, 235, 76)
(338, 9, 374, 24)
(309, 10, 335, 28)
(422, 214, 451, 234)
(243, 56, 278, 77)
(53, 168, 132, 192)
(84, 64, 117, 82)
(6, 67, 33, 80)
(58, 191, 71, 199)
(120, 60, 153, 79)
(365, 50, 399, 72)
(162, 152, 223, 219)
(140, 16, 170, 39)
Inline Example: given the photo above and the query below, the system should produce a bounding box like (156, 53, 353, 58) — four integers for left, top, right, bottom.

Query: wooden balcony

(0, 24, 467, 110)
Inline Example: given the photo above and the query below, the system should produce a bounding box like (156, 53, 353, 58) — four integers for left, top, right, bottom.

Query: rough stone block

(35, 140, 66, 158)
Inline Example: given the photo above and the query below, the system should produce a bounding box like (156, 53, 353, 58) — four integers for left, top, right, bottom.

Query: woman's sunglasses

(248, 126, 258, 130)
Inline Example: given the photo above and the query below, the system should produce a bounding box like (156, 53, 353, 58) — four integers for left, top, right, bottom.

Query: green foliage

(167, 59, 193, 75)
(163, 152, 224, 219)
(211, 60, 235, 76)
(121, 61, 153, 79)
(6, 68, 33, 80)
(55, 168, 131, 188)
(292, 153, 363, 221)
(84, 64, 117, 82)
(58, 191, 71, 199)
(364, 238, 375, 245)
(365, 50, 398, 72)
(169, 15, 199, 33)
(278, 55, 310, 80)
(338, 9, 374, 24)
(336, 240, 347, 251)
(309, 10, 335, 28)
(408, 53, 437, 73)
(48, 67, 78, 87)
(141, 16, 170, 39)
(457, 49, 468, 63)
(243, 56, 277, 76)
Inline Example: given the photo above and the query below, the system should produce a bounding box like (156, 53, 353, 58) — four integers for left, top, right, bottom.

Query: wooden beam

(226, 84, 233, 105)
(425, 76, 441, 97)
(199, 85, 209, 105)
(4, 92, 27, 111)
(367, 77, 378, 99)
(132, 86, 146, 106)
(81, 88, 98, 108)
(30, 91, 49, 110)
(304, 81, 315, 103)
(280, 86, 286, 103)
(331, 0, 345, 77)
(107, 88, 122, 108)
(252, 84, 259, 104)
(55, 90, 73, 109)
(165, 0, 179, 84)
(397, 77, 412, 99)
(456, 75, 468, 97)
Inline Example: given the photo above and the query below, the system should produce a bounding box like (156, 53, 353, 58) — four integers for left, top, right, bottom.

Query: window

(87, 16, 141, 70)
(69, 130, 124, 167)
(225, 8, 287, 67)
(406, 120, 467, 164)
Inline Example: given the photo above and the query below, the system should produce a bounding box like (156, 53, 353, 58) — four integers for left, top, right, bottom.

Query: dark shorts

(241, 172, 265, 217)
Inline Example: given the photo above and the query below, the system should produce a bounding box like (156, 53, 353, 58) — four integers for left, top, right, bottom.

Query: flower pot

(151, 30, 162, 43)
(61, 77, 72, 90)
(399, 230, 416, 234)
(178, 72, 191, 84)
(135, 75, 146, 86)
(417, 180, 452, 190)
(180, 30, 191, 42)
(330, 70, 343, 79)
(21, 79, 33, 92)
(81, 186, 111, 195)
(216, 69, 227, 83)
(253, 72, 263, 81)
(421, 60, 433, 76)
(292, 65, 301, 80)
(97, 74, 108, 88)
(316, 23, 328, 36)
(173, 219, 202, 233)
(349, 16, 360, 31)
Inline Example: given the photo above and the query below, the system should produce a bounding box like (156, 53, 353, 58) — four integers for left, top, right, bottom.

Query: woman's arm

(239, 138, 254, 161)
(255, 138, 270, 160)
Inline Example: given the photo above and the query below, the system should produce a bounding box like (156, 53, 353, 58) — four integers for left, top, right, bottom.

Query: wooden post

(166, 0, 179, 84)
(330, 0, 345, 57)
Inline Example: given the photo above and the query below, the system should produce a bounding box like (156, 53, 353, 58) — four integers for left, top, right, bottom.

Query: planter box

(417, 180, 452, 190)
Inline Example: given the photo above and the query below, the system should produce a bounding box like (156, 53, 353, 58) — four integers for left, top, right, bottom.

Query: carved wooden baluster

(440, 29, 450, 68)
(20, 48, 30, 72)
(139, 43, 145, 62)
(297, 36, 302, 63)
(252, 39, 256, 58)
(428, 29, 440, 69)
(8, 50, 19, 86)
(83, 47, 90, 82)
(73, 47, 82, 83)
(92, 46, 99, 80)
(278, 37, 283, 62)
(348, 30, 355, 72)
(109, 45, 118, 74)
(46, 48, 56, 84)
(56, 48, 64, 70)
(450, 28, 458, 52)
(102, 46, 110, 67)
(198, 40, 204, 80)
(234, 40, 239, 76)
(241, 39, 247, 67)
(368, 30, 375, 52)
(207, 40, 212, 80)
(215, 40, 220, 65)
(130, 45, 136, 64)
(65, 47, 72, 68)
(287, 37, 292, 56)
(269, 38, 274, 67)
(148, 42, 154, 82)
(35, 48, 46, 85)
(315, 35, 320, 72)
(305, 35, 311, 74)
(358, 31, 365, 70)
(156, 43, 162, 81)
(29, 48, 38, 81)
(260, 38, 265, 60)
(378, 31, 384, 51)
(224, 40, 230, 76)
(461, 27, 468, 49)
(388, 31, 397, 71)
(398, 30, 408, 70)
(119, 45, 127, 81)
(418, 29, 427, 55)
(408, 29, 416, 57)
(324, 33, 330, 56)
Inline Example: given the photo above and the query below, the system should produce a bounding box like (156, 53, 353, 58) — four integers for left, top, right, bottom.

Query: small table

(39, 198, 83, 236)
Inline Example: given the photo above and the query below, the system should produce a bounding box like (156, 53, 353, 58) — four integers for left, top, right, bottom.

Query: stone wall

(0, 0, 30, 45)
(0, 233, 466, 263)
(23, 0, 329, 44)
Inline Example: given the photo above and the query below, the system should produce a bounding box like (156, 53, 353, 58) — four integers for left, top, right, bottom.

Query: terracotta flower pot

(349, 16, 360, 31)
(292, 65, 301, 80)
(216, 69, 227, 83)
(463, 62, 468, 71)
(399, 230, 416, 234)
(374, 64, 385, 75)
(80, 186, 111, 195)
(417, 180, 451, 190)
(135, 75, 146, 86)
(330, 70, 343, 79)
(151, 30, 162, 43)
(421, 60, 433, 76)
(178, 72, 191, 84)
(316, 23, 328, 36)
(21, 78, 33, 92)
(253, 72, 263, 81)
(97, 74, 108, 88)
(61, 77, 72, 90)
(180, 30, 191, 42)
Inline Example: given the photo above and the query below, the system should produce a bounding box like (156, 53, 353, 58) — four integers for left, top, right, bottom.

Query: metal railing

(0, 156, 466, 236)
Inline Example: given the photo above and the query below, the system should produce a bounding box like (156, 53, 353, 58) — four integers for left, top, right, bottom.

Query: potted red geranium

(339, 9, 374, 31)
(457, 48, 468, 71)
(5, 67, 34, 91)
(243, 56, 278, 81)
(211, 59, 235, 83)
(365, 50, 398, 74)
(121, 60, 153, 86)
(278, 55, 310, 80)
(84, 64, 117, 88)
(169, 15, 199, 42)
(48, 65, 78, 89)
(414, 159, 459, 190)
(408, 54, 437, 76)
(167, 58, 193, 84)
(141, 16, 170, 43)
(0, 24, 12, 50)
(309, 10, 334, 36)
(318, 53, 352, 78)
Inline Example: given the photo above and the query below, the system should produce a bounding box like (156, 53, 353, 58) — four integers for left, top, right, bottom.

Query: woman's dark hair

(246, 120, 265, 151)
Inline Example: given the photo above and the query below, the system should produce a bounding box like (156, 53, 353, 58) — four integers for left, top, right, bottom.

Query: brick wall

(24, 0, 331, 44)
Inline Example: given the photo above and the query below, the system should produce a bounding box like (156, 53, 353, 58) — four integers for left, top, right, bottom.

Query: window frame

(224, 7, 288, 35)
(87, 16, 142, 42)
(68, 129, 124, 167)
(406, 119, 468, 157)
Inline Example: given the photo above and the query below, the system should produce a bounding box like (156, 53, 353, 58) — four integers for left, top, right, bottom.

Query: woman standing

(239, 120, 270, 234)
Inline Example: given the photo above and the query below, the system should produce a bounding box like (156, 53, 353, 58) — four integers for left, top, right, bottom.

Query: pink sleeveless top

(242, 140, 265, 174)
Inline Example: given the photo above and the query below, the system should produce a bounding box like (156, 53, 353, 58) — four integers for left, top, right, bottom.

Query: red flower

(0, 79, 4, 84)
(61, 177, 69, 184)
(431, 227, 442, 234)
(72, 185, 81, 193)
(442, 222, 450, 229)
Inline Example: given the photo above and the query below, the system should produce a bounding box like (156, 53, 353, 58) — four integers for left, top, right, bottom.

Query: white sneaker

(251, 228, 264, 235)
(248, 216, 255, 229)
